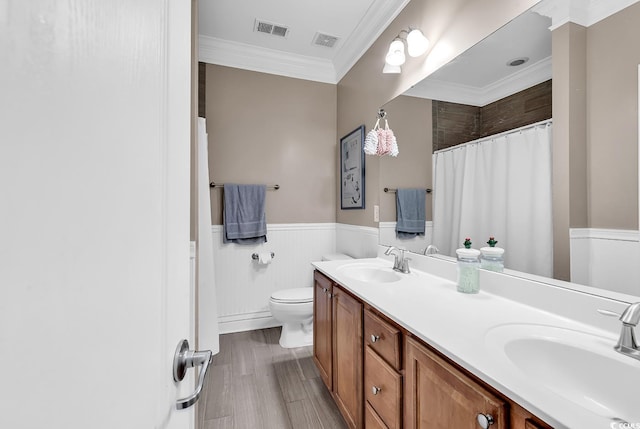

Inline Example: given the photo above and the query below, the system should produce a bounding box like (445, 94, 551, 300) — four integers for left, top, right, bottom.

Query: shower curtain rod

(433, 119, 553, 155)
(209, 182, 280, 190)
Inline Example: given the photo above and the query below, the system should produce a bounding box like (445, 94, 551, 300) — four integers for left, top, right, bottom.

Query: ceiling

(198, 0, 409, 84)
(199, 0, 640, 98)
(404, 10, 552, 106)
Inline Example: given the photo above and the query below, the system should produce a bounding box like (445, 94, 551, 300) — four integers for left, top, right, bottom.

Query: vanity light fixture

(383, 63, 402, 74)
(406, 29, 429, 57)
(384, 28, 429, 71)
(385, 38, 406, 66)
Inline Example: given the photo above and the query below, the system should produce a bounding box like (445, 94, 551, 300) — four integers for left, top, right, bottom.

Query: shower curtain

(432, 120, 553, 277)
(198, 118, 219, 354)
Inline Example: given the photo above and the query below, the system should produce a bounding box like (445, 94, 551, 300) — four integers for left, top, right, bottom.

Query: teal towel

(396, 188, 425, 238)
(223, 184, 267, 244)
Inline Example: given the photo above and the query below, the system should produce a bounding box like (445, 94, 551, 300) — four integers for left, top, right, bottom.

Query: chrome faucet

(384, 246, 410, 274)
(614, 302, 640, 361)
(423, 245, 439, 255)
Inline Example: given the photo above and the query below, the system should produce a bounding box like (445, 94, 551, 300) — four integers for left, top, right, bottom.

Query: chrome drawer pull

(372, 386, 382, 395)
(371, 334, 380, 343)
(477, 413, 494, 428)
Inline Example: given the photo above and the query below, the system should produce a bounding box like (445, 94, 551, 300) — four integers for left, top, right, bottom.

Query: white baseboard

(218, 310, 282, 334)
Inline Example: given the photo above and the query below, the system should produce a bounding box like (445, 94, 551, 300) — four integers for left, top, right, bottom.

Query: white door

(0, 1, 195, 428)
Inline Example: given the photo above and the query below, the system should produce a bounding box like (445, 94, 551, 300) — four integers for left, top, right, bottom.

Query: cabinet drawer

(365, 401, 389, 429)
(364, 309, 401, 370)
(365, 346, 401, 429)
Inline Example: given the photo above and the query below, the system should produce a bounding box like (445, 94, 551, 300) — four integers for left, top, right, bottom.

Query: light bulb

(385, 39, 406, 66)
(406, 29, 429, 57)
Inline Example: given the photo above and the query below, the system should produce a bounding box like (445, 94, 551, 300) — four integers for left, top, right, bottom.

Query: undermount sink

(337, 263, 401, 283)
(485, 324, 640, 422)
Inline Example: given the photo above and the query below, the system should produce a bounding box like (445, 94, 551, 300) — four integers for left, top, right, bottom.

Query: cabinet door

(404, 336, 507, 429)
(333, 286, 364, 429)
(525, 420, 547, 429)
(509, 402, 553, 429)
(313, 270, 333, 390)
(366, 402, 390, 429)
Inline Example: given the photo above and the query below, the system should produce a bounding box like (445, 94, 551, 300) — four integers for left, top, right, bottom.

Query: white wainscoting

(207, 222, 381, 333)
(379, 221, 433, 253)
(211, 223, 336, 333)
(335, 223, 379, 258)
(570, 228, 640, 296)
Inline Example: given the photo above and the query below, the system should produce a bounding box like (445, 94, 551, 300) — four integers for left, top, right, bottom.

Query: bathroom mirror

(376, 0, 640, 299)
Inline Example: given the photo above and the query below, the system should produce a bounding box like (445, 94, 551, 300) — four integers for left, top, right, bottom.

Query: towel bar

(384, 187, 432, 194)
(210, 182, 280, 190)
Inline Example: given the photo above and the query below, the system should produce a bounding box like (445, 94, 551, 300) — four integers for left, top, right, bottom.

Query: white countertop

(312, 254, 640, 429)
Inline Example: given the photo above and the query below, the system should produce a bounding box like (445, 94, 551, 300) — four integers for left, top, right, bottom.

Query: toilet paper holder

(252, 252, 275, 260)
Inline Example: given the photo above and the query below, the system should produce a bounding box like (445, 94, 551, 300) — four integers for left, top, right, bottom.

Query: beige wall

(205, 65, 337, 224)
(336, 0, 539, 227)
(552, 22, 588, 281)
(587, 2, 640, 230)
(551, 3, 640, 280)
(379, 96, 433, 222)
(200, 1, 640, 285)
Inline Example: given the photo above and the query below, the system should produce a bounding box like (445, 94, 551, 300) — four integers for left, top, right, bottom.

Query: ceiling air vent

(313, 32, 339, 48)
(254, 19, 289, 38)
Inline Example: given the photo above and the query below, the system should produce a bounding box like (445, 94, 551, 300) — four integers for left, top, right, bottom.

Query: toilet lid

(271, 287, 313, 303)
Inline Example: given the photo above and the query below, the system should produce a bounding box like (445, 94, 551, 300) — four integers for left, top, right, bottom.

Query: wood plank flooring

(198, 327, 347, 429)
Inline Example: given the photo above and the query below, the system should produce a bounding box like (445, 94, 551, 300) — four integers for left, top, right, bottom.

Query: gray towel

(396, 188, 426, 238)
(223, 184, 267, 244)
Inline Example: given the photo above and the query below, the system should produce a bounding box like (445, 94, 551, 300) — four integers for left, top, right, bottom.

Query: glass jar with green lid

(456, 247, 481, 294)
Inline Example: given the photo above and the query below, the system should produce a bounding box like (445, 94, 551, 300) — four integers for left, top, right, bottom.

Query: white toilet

(269, 253, 353, 348)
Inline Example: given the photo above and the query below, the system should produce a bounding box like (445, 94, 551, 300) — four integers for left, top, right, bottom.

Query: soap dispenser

(480, 236, 504, 272)
(456, 238, 480, 294)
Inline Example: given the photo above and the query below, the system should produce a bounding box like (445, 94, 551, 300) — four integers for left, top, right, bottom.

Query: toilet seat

(270, 287, 313, 303)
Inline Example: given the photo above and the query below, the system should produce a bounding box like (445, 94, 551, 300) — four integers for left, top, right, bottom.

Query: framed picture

(340, 125, 365, 209)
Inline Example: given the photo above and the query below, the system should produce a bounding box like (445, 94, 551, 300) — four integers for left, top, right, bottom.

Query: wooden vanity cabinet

(363, 308, 403, 429)
(364, 308, 402, 370)
(404, 335, 508, 429)
(313, 270, 363, 429)
(332, 285, 364, 429)
(365, 402, 389, 429)
(511, 406, 553, 429)
(313, 270, 333, 389)
(313, 270, 553, 429)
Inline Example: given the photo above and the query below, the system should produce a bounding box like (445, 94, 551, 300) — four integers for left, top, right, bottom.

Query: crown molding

(199, 0, 409, 84)
(198, 0, 639, 83)
(333, 0, 410, 82)
(404, 56, 552, 106)
(199, 35, 337, 84)
(532, 0, 640, 30)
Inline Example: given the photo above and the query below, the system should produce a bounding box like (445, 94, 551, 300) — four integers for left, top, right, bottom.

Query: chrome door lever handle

(173, 339, 213, 410)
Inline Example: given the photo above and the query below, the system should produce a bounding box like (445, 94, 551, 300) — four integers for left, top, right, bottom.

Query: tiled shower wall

(432, 80, 552, 151)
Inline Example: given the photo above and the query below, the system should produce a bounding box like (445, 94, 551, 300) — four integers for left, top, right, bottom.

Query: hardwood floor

(198, 327, 347, 429)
